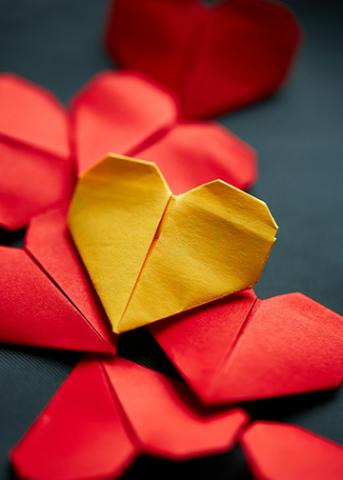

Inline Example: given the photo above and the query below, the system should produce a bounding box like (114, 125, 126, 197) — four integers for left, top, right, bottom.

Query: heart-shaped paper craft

(106, 0, 301, 118)
(11, 357, 247, 480)
(68, 154, 277, 333)
(151, 291, 343, 404)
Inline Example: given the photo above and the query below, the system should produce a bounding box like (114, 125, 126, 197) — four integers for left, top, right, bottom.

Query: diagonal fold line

(207, 297, 261, 398)
(118, 195, 175, 327)
(24, 246, 114, 350)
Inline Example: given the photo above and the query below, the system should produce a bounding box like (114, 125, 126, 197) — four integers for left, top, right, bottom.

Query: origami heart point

(68, 154, 277, 333)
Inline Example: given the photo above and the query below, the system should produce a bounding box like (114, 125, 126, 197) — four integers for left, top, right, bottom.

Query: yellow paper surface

(68, 154, 277, 333)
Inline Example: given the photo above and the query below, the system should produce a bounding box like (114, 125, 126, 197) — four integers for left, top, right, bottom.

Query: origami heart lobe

(72, 71, 177, 173)
(119, 178, 277, 332)
(0, 74, 69, 158)
(69, 154, 277, 333)
(69, 155, 171, 333)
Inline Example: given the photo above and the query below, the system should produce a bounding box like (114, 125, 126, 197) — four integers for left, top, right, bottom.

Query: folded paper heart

(11, 357, 247, 480)
(151, 290, 343, 404)
(68, 154, 277, 333)
(106, 0, 301, 118)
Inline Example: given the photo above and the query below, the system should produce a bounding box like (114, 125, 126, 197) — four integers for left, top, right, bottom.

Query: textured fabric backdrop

(0, 0, 342, 478)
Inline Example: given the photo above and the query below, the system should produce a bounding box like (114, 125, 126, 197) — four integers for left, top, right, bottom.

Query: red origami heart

(106, 0, 302, 118)
(151, 290, 343, 404)
(11, 356, 247, 480)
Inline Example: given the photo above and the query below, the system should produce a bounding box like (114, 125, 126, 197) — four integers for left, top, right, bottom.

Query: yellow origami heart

(68, 154, 277, 333)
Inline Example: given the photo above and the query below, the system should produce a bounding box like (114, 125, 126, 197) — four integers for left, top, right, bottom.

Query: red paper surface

(0, 70, 257, 355)
(12, 357, 247, 480)
(151, 291, 343, 404)
(0, 71, 256, 234)
(133, 122, 256, 192)
(26, 207, 114, 350)
(241, 421, 343, 480)
(0, 246, 114, 353)
(0, 74, 69, 157)
(0, 75, 74, 230)
(106, 0, 301, 118)
(71, 71, 256, 190)
(71, 71, 177, 173)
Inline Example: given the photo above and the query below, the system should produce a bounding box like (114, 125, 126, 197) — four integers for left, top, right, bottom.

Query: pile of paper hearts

(1, 69, 343, 480)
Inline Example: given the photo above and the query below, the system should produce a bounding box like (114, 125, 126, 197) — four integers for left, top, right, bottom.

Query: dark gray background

(0, 0, 342, 478)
